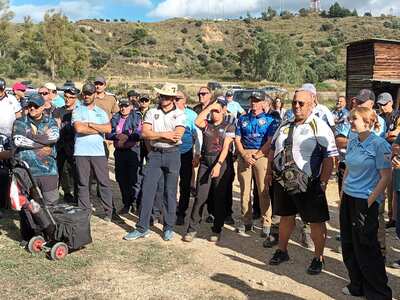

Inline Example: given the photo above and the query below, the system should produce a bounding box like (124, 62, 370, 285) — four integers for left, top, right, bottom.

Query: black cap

(82, 82, 96, 94)
(225, 90, 233, 97)
(27, 94, 45, 107)
(119, 98, 130, 106)
(0, 78, 5, 90)
(127, 90, 140, 97)
(140, 94, 150, 100)
(249, 91, 265, 101)
(64, 87, 80, 95)
(355, 89, 375, 103)
(377, 92, 393, 105)
(216, 96, 228, 107)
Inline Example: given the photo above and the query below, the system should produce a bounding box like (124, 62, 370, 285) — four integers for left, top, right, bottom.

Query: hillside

(74, 15, 400, 80)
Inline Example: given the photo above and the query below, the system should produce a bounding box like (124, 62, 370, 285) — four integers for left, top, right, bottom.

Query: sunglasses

(64, 95, 77, 100)
(28, 104, 40, 109)
(119, 104, 130, 108)
(38, 92, 49, 96)
(292, 100, 305, 107)
(197, 92, 209, 97)
(140, 98, 150, 103)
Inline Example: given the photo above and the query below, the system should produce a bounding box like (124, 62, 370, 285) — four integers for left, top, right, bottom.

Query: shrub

(185, 48, 194, 56)
(175, 48, 183, 54)
(147, 37, 157, 45)
(181, 27, 188, 34)
(195, 20, 202, 27)
(296, 41, 304, 47)
(217, 48, 225, 56)
(320, 23, 334, 31)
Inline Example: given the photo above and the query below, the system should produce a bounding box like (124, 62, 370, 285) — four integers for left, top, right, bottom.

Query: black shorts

(273, 180, 330, 223)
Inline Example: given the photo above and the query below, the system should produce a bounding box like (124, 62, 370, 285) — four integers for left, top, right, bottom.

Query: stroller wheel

(28, 236, 45, 253)
(50, 242, 68, 260)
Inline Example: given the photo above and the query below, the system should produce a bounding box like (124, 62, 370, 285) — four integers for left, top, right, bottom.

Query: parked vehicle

(207, 81, 222, 91)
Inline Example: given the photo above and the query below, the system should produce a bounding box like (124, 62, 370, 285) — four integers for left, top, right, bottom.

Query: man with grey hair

(267, 88, 338, 275)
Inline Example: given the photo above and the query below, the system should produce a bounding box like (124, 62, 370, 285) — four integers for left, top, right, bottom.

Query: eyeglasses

(160, 95, 174, 101)
(64, 95, 77, 100)
(94, 82, 104, 86)
(38, 92, 49, 96)
(292, 100, 305, 107)
(197, 92, 209, 97)
(140, 98, 150, 103)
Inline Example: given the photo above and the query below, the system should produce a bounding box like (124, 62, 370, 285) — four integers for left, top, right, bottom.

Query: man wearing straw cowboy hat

(124, 83, 186, 241)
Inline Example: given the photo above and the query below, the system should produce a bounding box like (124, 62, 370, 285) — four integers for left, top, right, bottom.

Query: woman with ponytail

(340, 107, 392, 299)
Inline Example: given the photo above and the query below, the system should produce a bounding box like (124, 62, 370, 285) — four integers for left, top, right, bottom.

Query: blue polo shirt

(180, 108, 198, 154)
(336, 115, 387, 139)
(236, 112, 278, 149)
(343, 133, 391, 203)
(227, 101, 244, 117)
(72, 104, 109, 156)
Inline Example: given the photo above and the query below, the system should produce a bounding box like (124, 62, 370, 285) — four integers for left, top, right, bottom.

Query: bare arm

(320, 157, 334, 184)
(88, 122, 111, 134)
(74, 121, 99, 135)
(195, 102, 220, 129)
(368, 168, 391, 207)
(142, 123, 170, 141)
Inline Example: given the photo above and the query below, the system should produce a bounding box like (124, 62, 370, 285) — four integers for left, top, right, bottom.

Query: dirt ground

(1, 159, 400, 300)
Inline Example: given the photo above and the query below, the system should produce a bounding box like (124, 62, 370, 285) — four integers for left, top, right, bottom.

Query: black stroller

(9, 155, 92, 260)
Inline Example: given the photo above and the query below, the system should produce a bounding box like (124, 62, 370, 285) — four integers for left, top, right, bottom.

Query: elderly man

(267, 89, 338, 275)
(72, 83, 113, 222)
(124, 83, 185, 241)
(235, 91, 279, 239)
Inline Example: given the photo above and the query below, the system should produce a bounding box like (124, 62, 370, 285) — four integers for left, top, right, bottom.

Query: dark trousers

(114, 147, 140, 208)
(187, 155, 231, 234)
(337, 161, 346, 195)
(75, 156, 113, 218)
(136, 149, 181, 232)
(340, 193, 392, 299)
(0, 167, 10, 209)
(56, 150, 78, 198)
(176, 149, 193, 218)
(225, 153, 234, 217)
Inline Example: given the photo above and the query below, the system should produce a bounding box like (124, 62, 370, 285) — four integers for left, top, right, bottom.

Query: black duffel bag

(51, 204, 92, 250)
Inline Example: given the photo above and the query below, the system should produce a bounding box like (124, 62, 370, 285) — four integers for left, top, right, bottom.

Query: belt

(151, 147, 179, 153)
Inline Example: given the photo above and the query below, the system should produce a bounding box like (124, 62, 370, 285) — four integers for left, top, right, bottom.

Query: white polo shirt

(272, 113, 338, 177)
(144, 106, 186, 148)
(0, 94, 21, 137)
(313, 104, 335, 127)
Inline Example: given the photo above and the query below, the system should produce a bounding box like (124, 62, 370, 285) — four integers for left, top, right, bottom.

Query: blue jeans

(136, 148, 181, 232)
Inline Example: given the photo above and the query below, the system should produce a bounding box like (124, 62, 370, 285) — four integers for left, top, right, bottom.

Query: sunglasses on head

(292, 100, 305, 107)
(197, 92, 209, 97)
(39, 92, 49, 96)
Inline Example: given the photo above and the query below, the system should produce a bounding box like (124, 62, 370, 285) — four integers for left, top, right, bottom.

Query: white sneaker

(392, 260, 400, 269)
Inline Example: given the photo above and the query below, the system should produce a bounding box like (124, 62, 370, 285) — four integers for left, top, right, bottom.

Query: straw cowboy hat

(154, 83, 178, 97)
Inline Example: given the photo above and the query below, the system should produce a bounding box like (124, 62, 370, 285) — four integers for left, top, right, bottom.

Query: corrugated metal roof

(347, 38, 400, 46)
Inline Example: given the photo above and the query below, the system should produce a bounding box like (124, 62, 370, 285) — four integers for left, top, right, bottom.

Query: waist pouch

(50, 204, 92, 249)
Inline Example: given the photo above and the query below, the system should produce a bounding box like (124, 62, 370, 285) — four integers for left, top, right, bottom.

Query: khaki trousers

(237, 149, 271, 227)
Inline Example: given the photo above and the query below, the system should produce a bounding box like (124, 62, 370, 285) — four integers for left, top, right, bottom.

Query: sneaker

(183, 231, 196, 242)
(118, 206, 131, 215)
(124, 229, 150, 241)
(224, 215, 235, 225)
(175, 215, 185, 226)
(263, 234, 279, 248)
(205, 215, 214, 223)
(392, 259, 400, 269)
(385, 220, 396, 229)
(269, 249, 290, 265)
(209, 232, 221, 242)
(260, 226, 271, 238)
(163, 229, 174, 241)
(307, 257, 324, 275)
(235, 224, 245, 234)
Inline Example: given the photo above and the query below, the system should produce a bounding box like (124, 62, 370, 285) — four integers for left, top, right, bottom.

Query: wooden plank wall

(373, 43, 400, 80)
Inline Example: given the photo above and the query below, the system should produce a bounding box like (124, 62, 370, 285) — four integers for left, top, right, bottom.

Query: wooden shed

(346, 39, 400, 107)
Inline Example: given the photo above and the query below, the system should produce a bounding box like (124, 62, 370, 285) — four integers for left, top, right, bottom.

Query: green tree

(0, 0, 14, 58)
(261, 7, 277, 21)
(328, 2, 352, 18)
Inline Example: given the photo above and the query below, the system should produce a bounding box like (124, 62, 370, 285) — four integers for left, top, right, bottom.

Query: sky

(7, 0, 400, 23)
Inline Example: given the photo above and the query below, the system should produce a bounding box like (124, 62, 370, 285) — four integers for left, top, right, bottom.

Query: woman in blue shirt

(340, 107, 392, 299)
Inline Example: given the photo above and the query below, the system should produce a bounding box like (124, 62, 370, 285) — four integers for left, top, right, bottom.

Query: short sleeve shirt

(272, 114, 338, 177)
(202, 120, 235, 155)
(343, 133, 391, 203)
(180, 108, 198, 154)
(313, 104, 335, 127)
(144, 106, 186, 148)
(72, 105, 109, 156)
(227, 101, 244, 117)
(236, 112, 278, 149)
(94, 94, 119, 119)
(0, 94, 21, 137)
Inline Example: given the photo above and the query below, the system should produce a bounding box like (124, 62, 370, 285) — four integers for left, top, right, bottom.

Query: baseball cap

(249, 91, 265, 101)
(225, 90, 234, 97)
(301, 83, 317, 96)
(82, 82, 96, 95)
(140, 94, 150, 101)
(44, 82, 57, 91)
(94, 76, 106, 84)
(355, 89, 376, 103)
(216, 96, 228, 107)
(119, 98, 130, 106)
(377, 92, 393, 105)
(27, 94, 45, 107)
(12, 82, 27, 92)
(0, 78, 6, 90)
(64, 87, 80, 95)
(127, 90, 140, 97)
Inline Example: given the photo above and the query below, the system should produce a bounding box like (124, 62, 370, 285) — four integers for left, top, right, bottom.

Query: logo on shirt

(242, 121, 248, 127)
(258, 119, 266, 126)
(154, 114, 159, 120)
(283, 127, 289, 135)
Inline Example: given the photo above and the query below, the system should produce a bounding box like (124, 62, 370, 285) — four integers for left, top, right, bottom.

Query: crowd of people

(0, 76, 399, 299)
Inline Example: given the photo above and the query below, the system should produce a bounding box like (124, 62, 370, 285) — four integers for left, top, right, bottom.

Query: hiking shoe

(263, 234, 279, 248)
(163, 229, 174, 241)
(119, 206, 131, 215)
(307, 257, 324, 275)
(175, 216, 185, 226)
(124, 229, 150, 241)
(209, 232, 221, 242)
(260, 226, 271, 238)
(392, 259, 400, 269)
(205, 214, 214, 223)
(224, 215, 235, 225)
(269, 249, 290, 265)
(183, 231, 196, 242)
(385, 220, 396, 229)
